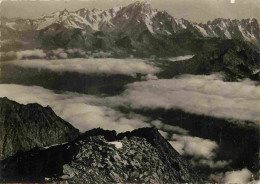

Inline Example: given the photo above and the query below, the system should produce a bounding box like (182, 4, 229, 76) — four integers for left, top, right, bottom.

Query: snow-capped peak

(133, 0, 151, 6)
(59, 9, 69, 16)
(127, 0, 153, 13)
(14, 1, 258, 44)
(108, 0, 159, 34)
(112, 6, 121, 13)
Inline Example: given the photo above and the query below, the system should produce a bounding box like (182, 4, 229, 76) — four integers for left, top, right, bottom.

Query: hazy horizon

(1, 0, 259, 23)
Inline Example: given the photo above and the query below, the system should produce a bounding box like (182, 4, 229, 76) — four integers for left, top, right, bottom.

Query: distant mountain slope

(1, 1, 259, 53)
(156, 39, 260, 81)
(0, 97, 79, 160)
(0, 127, 202, 183)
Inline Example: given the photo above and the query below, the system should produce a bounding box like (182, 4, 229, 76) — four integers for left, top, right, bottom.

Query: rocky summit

(0, 126, 202, 183)
(0, 97, 79, 160)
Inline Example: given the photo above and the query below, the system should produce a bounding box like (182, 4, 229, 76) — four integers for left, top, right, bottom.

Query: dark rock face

(0, 97, 79, 160)
(157, 39, 260, 82)
(0, 127, 202, 183)
(192, 40, 260, 80)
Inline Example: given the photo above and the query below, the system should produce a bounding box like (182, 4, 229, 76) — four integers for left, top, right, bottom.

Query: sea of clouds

(118, 74, 260, 124)
(0, 80, 236, 170)
(0, 84, 222, 161)
(8, 58, 160, 76)
(1, 73, 259, 182)
(0, 84, 148, 133)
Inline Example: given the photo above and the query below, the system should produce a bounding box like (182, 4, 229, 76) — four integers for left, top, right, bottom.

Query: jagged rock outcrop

(0, 127, 203, 183)
(0, 97, 79, 160)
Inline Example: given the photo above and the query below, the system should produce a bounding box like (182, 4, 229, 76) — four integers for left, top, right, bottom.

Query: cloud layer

(9, 58, 160, 76)
(119, 74, 260, 123)
(0, 83, 231, 171)
(0, 83, 218, 158)
(0, 84, 148, 133)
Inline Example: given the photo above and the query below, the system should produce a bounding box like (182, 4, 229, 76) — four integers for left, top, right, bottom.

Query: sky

(0, 0, 259, 23)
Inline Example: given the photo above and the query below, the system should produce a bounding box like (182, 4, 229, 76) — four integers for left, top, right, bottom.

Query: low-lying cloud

(9, 58, 160, 76)
(141, 74, 158, 81)
(195, 159, 231, 169)
(170, 134, 218, 158)
(0, 84, 149, 133)
(16, 49, 47, 60)
(0, 48, 114, 61)
(151, 120, 189, 135)
(169, 133, 230, 170)
(151, 120, 220, 162)
(1, 49, 47, 60)
(119, 74, 260, 123)
(224, 168, 252, 184)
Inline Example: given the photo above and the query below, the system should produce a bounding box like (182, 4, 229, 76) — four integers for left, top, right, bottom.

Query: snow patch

(44, 142, 68, 149)
(221, 20, 226, 29)
(123, 13, 129, 20)
(165, 30, 172, 35)
(5, 22, 16, 30)
(238, 25, 251, 41)
(195, 25, 208, 37)
(107, 141, 123, 149)
(177, 19, 187, 29)
(209, 25, 218, 37)
(181, 24, 187, 29)
(145, 17, 155, 34)
(112, 6, 121, 13)
(253, 69, 260, 74)
(168, 55, 194, 62)
(224, 30, 232, 39)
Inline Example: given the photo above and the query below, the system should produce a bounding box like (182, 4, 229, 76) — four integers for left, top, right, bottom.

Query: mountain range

(1, 1, 259, 55)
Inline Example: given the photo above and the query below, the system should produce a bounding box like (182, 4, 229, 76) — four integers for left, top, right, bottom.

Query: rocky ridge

(0, 97, 79, 160)
(0, 127, 202, 183)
